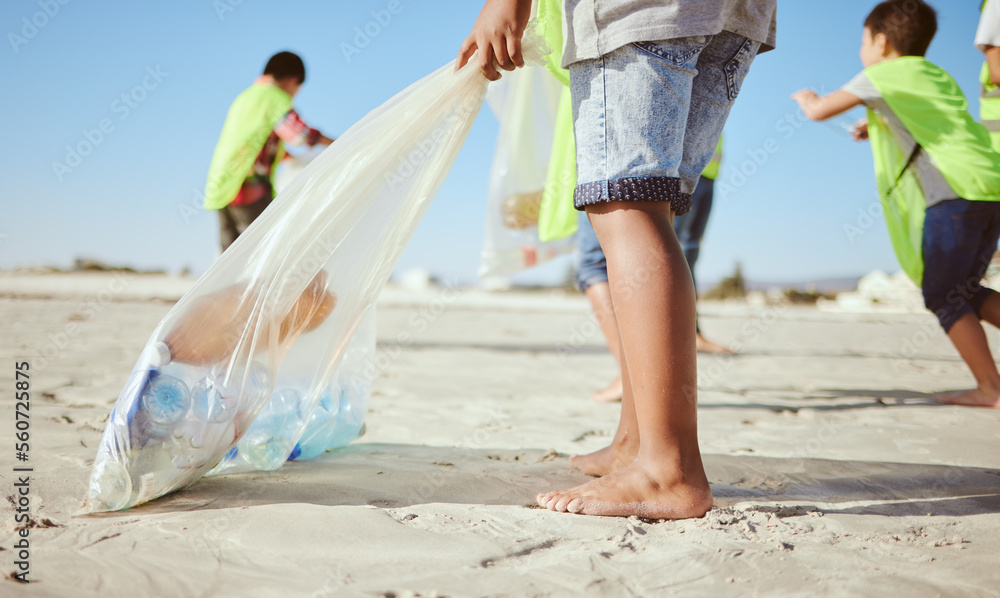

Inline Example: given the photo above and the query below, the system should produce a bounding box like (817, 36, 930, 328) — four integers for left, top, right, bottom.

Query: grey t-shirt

(561, 0, 777, 68)
(841, 71, 958, 208)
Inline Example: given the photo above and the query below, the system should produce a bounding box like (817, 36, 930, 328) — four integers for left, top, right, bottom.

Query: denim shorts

(569, 31, 760, 214)
(921, 198, 1000, 332)
(575, 175, 716, 293)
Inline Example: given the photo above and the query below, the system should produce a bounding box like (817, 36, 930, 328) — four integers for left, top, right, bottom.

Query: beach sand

(1, 273, 998, 597)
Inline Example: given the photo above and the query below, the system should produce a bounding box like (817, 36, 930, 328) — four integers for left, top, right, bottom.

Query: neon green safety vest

(702, 137, 724, 181)
(203, 83, 293, 210)
(981, 0, 1000, 151)
(536, 0, 578, 242)
(865, 56, 1000, 284)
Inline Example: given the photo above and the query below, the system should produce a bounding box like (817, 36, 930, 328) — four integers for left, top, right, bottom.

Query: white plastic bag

(478, 65, 574, 279)
(82, 47, 513, 512)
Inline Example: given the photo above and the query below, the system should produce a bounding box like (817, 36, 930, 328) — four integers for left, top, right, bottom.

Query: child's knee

(925, 293, 973, 333)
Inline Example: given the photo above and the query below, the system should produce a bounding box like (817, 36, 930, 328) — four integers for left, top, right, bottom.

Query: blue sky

(0, 1, 989, 287)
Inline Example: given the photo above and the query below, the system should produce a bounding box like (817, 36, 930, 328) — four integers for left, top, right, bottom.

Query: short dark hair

(263, 51, 306, 84)
(864, 0, 937, 57)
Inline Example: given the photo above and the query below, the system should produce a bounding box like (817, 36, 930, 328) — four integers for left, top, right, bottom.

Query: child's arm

(455, 0, 532, 81)
(791, 89, 863, 122)
(987, 47, 1000, 86)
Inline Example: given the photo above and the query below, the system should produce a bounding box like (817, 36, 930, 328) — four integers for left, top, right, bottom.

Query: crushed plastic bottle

(137, 372, 190, 438)
(87, 456, 132, 512)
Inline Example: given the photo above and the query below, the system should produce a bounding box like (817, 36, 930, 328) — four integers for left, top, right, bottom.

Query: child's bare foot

(938, 387, 1000, 408)
(696, 333, 736, 355)
(568, 434, 638, 477)
(591, 376, 623, 402)
(536, 457, 713, 519)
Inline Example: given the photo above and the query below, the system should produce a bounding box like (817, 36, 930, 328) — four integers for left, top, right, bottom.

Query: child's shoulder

(864, 57, 964, 101)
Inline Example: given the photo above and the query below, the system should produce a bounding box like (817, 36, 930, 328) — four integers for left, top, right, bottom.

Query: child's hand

(851, 118, 869, 141)
(791, 89, 820, 111)
(791, 89, 863, 122)
(455, 0, 532, 81)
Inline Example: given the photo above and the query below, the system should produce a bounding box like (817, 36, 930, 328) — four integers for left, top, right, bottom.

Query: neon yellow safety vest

(203, 83, 293, 210)
(981, 0, 1000, 151)
(536, 0, 578, 242)
(865, 56, 1000, 284)
(702, 138, 724, 181)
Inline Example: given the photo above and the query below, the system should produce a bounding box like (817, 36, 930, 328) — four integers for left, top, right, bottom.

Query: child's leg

(975, 292, 1000, 329)
(584, 283, 625, 402)
(571, 335, 641, 474)
(941, 314, 1000, 406)
(921, 200, 1000, 407)
(538, 31, 759, 517)
(681, 177, 736, 354)
(540, 199, 712, 517)
(574, 213, 624, 402)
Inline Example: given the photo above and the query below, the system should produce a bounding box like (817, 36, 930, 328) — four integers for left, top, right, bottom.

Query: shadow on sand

(698, 387, 947, 412)
(90, 444, 1000, 520)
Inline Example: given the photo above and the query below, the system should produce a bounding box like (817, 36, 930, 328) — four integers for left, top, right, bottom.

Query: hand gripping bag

(82, 35, 545, 513)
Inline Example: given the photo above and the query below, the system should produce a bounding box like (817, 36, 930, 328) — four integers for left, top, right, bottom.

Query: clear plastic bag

(82, 45, 516, 512)
(478, 65, 574, 279)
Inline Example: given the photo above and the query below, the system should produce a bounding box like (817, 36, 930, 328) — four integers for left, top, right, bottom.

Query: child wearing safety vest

(793, 0, 1000, 408)
(977, 0, 1000, 151)
(204, 52, 334, 252)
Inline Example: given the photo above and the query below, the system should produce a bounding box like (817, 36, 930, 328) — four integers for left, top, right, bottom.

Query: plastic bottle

(190, 376, 239, 423)
(194, 362, 271, 422)
(294, 384, 342, 461)
(87, 455, 132, 512)
(267, 387, 304, 421)
(128, 440, 181, 506)
(327, 380, 367, 448)
(244, 362, 273, 408)
(139, 372, 190, 438)
(168, 419, 237, 469)
(241, 414, 295, 470)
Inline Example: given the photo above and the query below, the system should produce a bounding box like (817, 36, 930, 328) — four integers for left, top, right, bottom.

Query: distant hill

(698, 276, 862, 295)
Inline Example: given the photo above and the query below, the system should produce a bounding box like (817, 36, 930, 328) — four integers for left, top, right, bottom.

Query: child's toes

(554, 493, 577, 512)
(537, 492, 558, 509)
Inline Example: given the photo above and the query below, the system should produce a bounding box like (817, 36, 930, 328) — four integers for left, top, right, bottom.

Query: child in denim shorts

(458, 0, 777, 518)
(793, 0, 1000, 409)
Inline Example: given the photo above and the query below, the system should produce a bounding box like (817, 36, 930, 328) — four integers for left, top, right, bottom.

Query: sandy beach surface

(1, 273, 998, 597)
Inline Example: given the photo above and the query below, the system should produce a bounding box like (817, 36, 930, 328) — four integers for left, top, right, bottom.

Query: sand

(1, 273, 998, 597)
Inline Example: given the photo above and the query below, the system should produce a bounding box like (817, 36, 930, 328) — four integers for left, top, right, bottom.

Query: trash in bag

(82, 30, 546, 513)
(478, 64, 575, 279)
